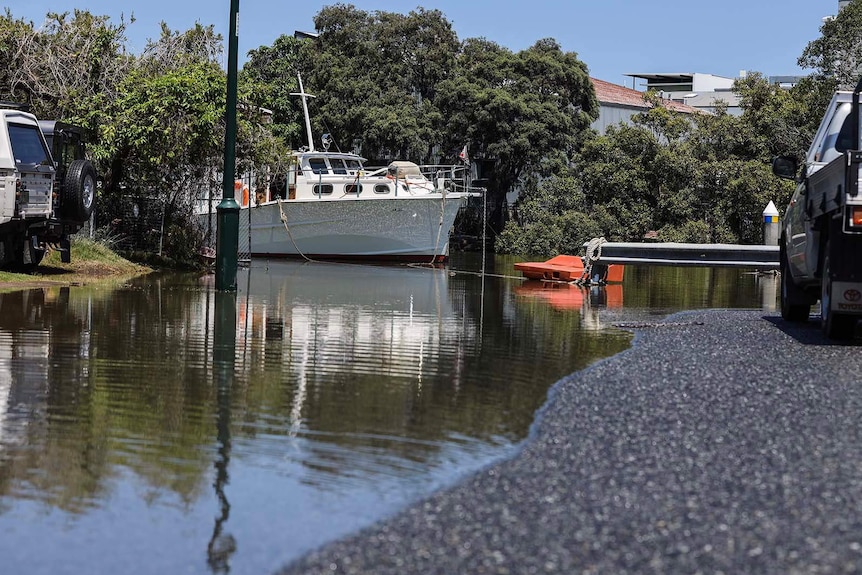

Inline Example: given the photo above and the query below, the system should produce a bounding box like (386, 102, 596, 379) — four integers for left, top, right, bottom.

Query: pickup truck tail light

(850, 206, 862, 227)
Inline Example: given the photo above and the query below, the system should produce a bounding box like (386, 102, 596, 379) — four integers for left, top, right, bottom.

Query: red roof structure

(591, 77, 700, 114)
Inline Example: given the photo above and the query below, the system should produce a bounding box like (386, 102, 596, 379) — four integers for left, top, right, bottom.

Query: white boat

(200, 75, 479, 263)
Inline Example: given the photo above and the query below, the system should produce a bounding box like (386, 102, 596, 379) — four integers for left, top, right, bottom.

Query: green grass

(0, 239, 150, 286)
(43, 238, 132, 266)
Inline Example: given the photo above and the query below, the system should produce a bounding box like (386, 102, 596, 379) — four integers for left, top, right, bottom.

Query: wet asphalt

(278, 309, 862, 574)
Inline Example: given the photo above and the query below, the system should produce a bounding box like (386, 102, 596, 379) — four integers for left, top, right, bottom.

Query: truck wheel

(5, 236, 24, 269)
(22, 239, 44, 271)
(2, 237, 42, 271)
(821, 241, 856, 340)
(61, 159, 96, 222)
(780, 244, 810, 322)
(0, 236, 14, 268)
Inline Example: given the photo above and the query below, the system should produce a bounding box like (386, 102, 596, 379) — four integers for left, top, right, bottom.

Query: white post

(762, 201, 779, 246)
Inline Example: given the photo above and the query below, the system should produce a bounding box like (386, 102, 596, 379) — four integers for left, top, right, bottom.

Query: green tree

(504, 73, 801, 255)
(86, 24, 228, 263)
(0, 9, 130, 125)
(301, 4, 459, 161)
(243, 7, 597, 242)
(685, 75, 798, 243)
(793, 1, 862, 138)
(733, 72, 810, 160)
(241, 34, 305, 151)
(576, 119, 663, 242)
(497, 172, 602, 256)
(436, 37, 598, 232)
(798, 0, 862, 91)
(96, 24, 225, 194)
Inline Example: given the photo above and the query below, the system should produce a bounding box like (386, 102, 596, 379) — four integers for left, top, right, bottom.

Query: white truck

(773, 82, 862, 339)
(0, 104, 95, 269)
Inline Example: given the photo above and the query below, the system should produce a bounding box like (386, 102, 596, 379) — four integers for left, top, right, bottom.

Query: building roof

(591, 78, 700, 114)
(624, 72, 697, 82)
(623, 72, 735, 83)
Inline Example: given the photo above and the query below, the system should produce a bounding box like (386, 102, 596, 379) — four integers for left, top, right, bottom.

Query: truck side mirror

(772, 155, 798, 180)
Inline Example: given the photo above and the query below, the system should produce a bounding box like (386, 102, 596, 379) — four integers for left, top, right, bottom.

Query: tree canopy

(496, 74, 801, 254)
(435, 37, 597, 227)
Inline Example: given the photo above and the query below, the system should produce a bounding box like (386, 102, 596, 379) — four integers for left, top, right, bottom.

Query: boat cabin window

(374, 184, 390, 194)
(308, 157, 328, 174)
(345, 184, 362, 194)
(330, 159, 348, 175)
(345, 159, 363, 173)
(313, 184, 333, 195)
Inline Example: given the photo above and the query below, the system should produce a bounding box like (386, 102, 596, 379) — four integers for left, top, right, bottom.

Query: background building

(624, 72, 743, 115)
(590, 77, 699, 134)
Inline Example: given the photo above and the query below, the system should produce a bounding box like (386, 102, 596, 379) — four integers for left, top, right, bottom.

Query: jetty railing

(584, 241, 779, 270)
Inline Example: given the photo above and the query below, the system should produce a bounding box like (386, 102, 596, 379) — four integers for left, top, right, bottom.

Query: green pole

(216, 0, 241, 291)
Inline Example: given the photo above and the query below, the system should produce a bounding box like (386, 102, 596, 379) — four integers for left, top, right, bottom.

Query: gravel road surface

(279, 309, 862, 574)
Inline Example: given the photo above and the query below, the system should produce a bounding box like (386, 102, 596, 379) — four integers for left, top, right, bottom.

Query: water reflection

(208, 291, 238, 573)
(0, 258, 777, 574)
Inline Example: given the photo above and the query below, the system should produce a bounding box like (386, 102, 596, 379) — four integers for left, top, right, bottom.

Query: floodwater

(0, 254, 778, 574)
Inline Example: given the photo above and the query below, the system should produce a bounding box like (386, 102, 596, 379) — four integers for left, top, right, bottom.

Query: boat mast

(290, 73, 317, 152)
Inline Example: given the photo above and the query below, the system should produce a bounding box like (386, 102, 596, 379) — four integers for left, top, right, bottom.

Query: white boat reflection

(196, 259, 487, 500)
(203, 260, 477, 384)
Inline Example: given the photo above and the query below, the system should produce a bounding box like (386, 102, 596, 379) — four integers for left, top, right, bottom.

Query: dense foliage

(496, 78, 804, 255)
(1, 2, 859, 260)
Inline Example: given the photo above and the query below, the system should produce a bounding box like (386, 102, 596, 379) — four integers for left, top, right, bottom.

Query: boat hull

(201, 194, 467, 262)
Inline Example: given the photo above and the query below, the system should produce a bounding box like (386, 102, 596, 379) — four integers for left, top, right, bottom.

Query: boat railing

(426, 164, 484, 196)
(359, 163, 482, 196)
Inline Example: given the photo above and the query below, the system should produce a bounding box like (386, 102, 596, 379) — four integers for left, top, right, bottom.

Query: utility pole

(216, 0, 240, 291)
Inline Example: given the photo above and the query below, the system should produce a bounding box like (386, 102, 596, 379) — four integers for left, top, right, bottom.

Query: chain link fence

(197, 173, 254, 264)
(105, 195, 167, 255)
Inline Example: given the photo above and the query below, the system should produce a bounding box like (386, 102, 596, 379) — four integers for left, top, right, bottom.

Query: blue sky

(8, 0, 838, 89)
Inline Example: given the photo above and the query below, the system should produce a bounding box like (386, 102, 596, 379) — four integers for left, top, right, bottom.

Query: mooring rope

(578, 236, 606, 284)
(276, 196, 314, 262)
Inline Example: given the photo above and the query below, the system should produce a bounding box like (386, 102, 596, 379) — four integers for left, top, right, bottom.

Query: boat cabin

(280, 152, 424, 201)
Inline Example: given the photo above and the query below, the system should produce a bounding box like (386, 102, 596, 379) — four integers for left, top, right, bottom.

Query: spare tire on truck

(61, 159, 96, 222)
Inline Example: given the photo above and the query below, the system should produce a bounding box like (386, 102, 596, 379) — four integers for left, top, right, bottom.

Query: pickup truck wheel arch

(780, 239, 812, 322)
(820, 237, 857, 340)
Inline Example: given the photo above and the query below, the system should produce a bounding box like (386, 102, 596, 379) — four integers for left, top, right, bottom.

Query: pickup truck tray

(807, 150, 862, 219)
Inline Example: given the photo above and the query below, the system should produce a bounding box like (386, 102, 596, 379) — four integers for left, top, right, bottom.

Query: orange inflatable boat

(514, 255, 624, 283)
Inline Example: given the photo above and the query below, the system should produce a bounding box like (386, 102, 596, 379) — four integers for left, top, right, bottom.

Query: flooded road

(0, 255, 777, 574)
